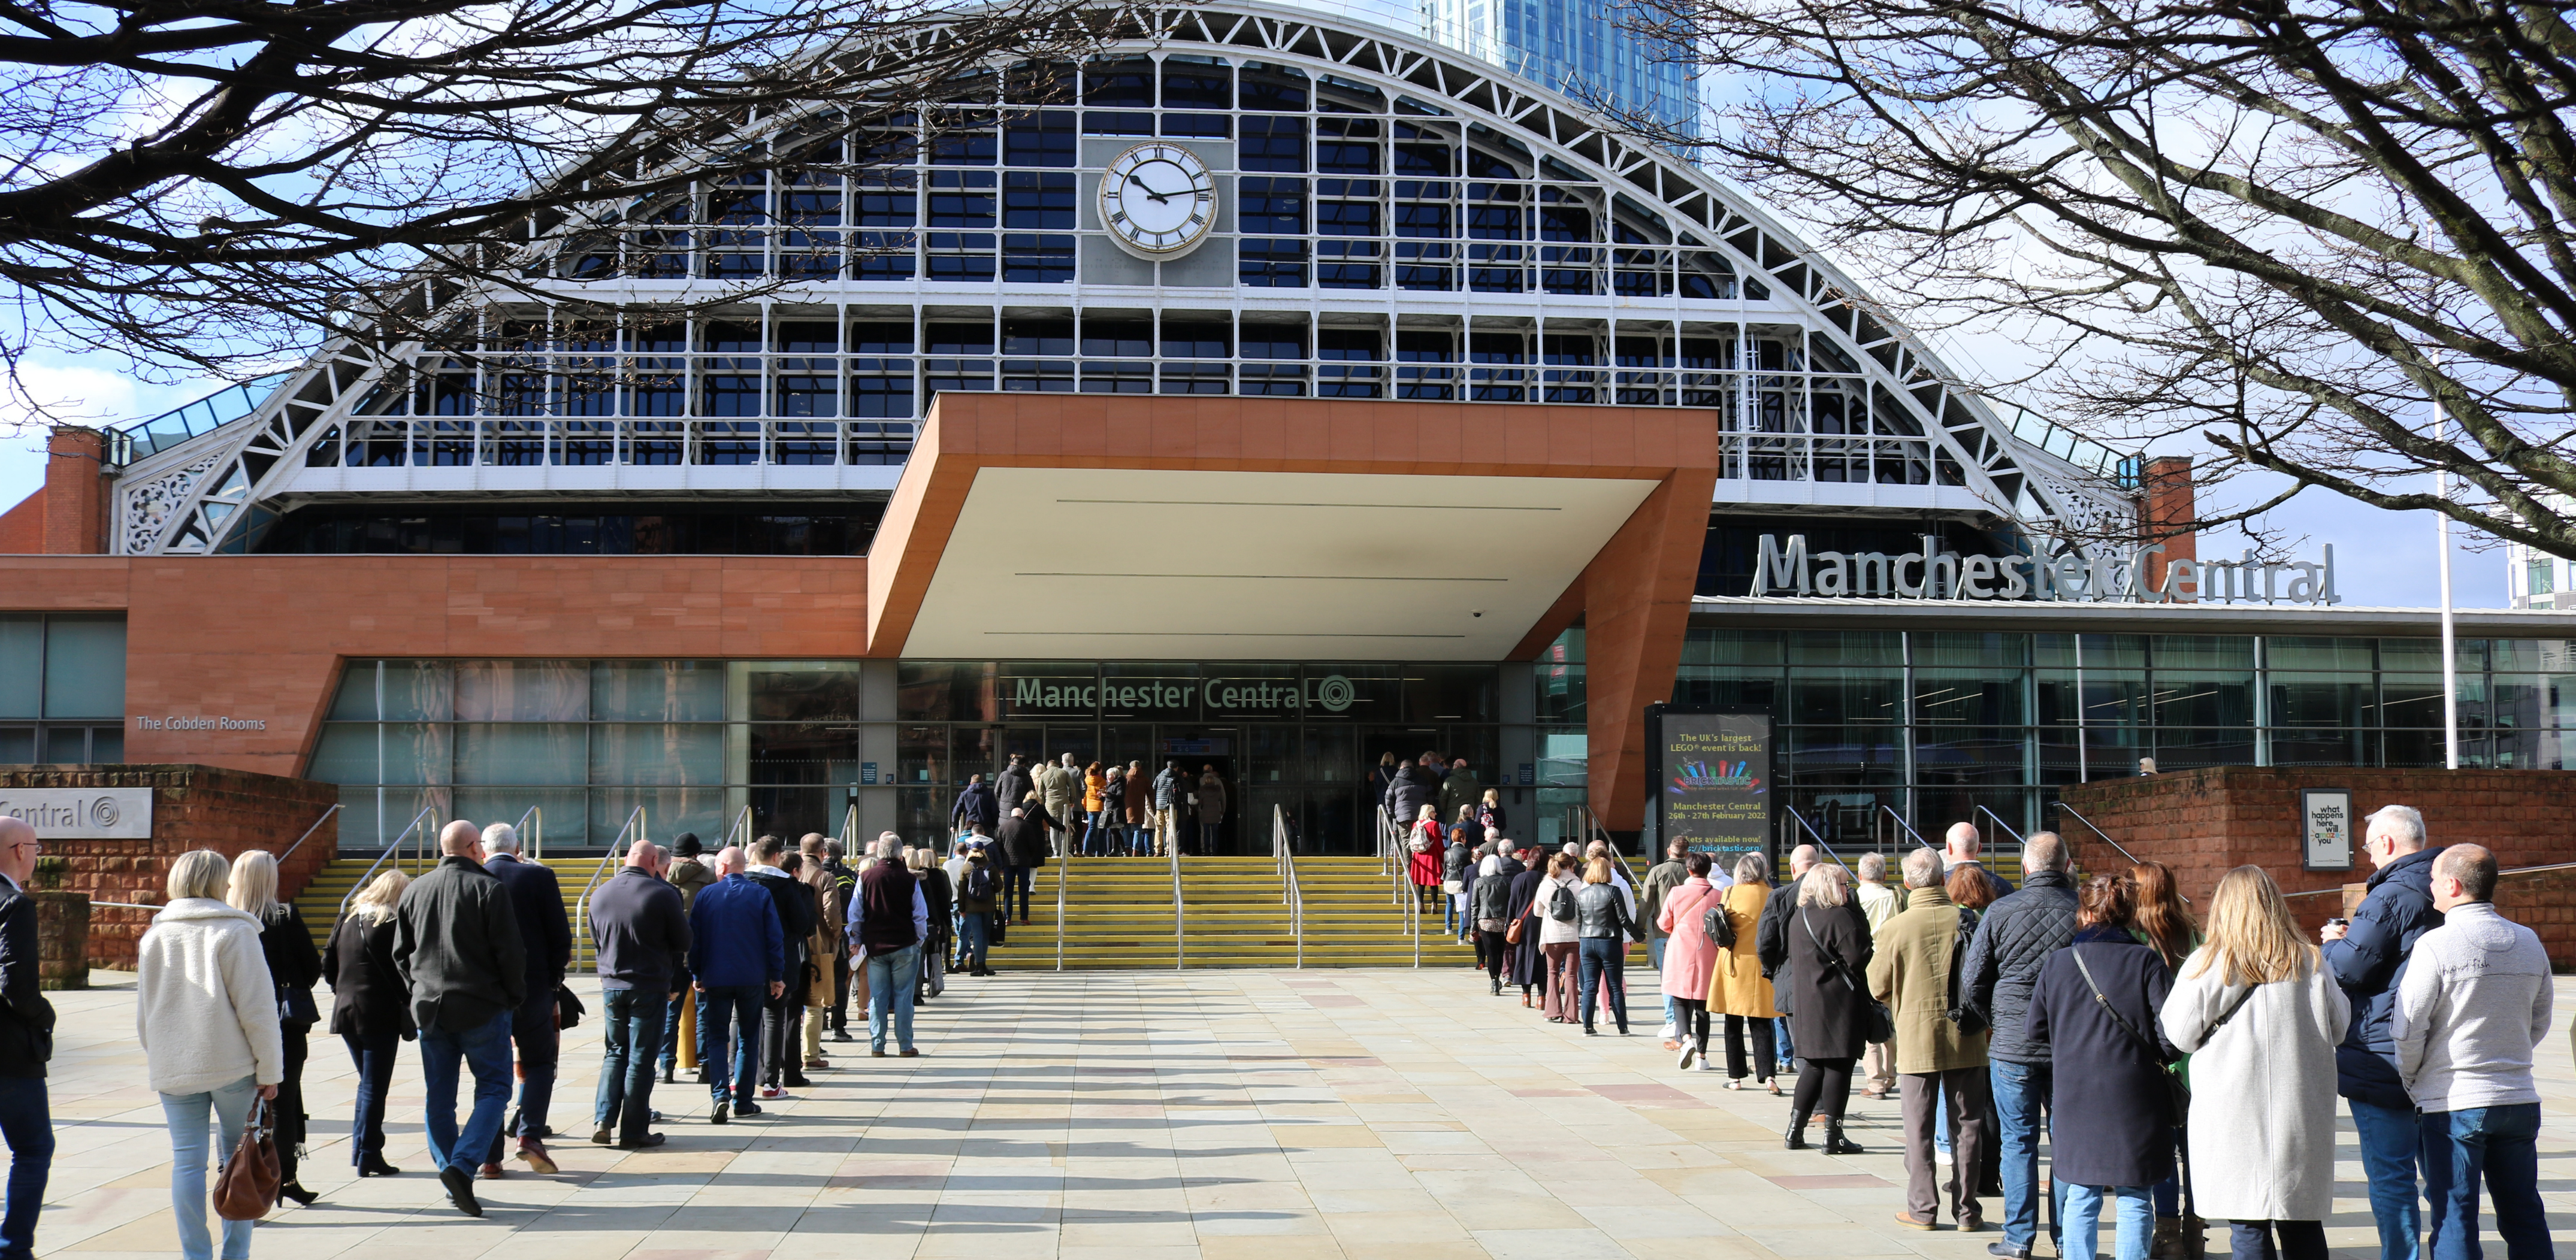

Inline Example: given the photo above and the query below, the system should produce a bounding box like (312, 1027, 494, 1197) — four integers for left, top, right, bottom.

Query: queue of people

(1462, 808, 2560, 1260)
(953, 755, 1237, 858)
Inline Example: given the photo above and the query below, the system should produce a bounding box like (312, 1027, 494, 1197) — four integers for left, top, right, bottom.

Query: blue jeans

(0, 1076, 51, 1260)
(159, 1075, 255, 1260)
(486, 985, 558, 1161)
(1576, 937, 1629, 1032)
(659, 992, 682, 1074)
(1993, 1059, 2062, 1251)
(2064, 1184, 2154, 1260)
(696, 985, 763, 1106)
(866, 945, 921, 1052)
(594, 988, 667, 1143)
(1130, 825, 1151, 857)
(2351, 1096, 2424, 1260)
(1005, 867, 1032, 920)
(341, 1029, 398, 1165)
(419, 1011, 513, 1174)
(2421, 1104, 2551, 1260)
(958, 911, 990, 972)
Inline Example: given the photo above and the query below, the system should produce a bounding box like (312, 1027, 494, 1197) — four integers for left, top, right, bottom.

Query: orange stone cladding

(2061, 767, 2576, 968)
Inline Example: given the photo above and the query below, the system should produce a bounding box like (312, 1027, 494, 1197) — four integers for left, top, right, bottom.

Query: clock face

(1100, 143, 1217, 258)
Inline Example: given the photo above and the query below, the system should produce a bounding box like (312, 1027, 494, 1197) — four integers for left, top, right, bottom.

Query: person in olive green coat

(1866, 846, 1992, 1232)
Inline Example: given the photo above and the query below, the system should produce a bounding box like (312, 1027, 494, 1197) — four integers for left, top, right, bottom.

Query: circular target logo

(1314, 674, 1355, 713)
(89, 796, 119, 828)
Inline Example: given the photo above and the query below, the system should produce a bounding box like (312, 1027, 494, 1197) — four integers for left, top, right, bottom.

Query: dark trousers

(830, 954, 854, 1032)
(0, 1076, 50, 1260)
(2230, 1221, 2328, 1260)
(1478, 929, 1508, 985)
(697, 985, 763, 1105)
(485, 984, 558, 1162)
(1576, 937, 1629, 1032)
(1903, 1066, 1992, 1226)
(2421, 1104, 2552, 1260)
(594, 988, 666, 1143)
(274, 1026, 309, 1183)
(1724, 1014, 1776, 1082)
(1792, 1055, 1856, 1125)
(1005, 866, 1033, 920)
(1674, 998, 1712, 1050)
(341, 1029, 399, 1165)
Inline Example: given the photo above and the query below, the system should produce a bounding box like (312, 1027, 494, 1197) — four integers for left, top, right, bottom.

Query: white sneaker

(1935, 1149, 1954, 1169)
(1695, 1056, 1716, 1071)
(1676, 1041, 1697, 1070)
(1658, 1020, 1677, 1042)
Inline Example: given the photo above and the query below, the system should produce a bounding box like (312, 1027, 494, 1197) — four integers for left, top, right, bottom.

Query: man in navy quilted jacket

(2323, 804, 2445, 1260)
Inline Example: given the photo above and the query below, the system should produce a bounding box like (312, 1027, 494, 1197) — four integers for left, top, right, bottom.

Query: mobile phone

(2325, 917, 2348, 928)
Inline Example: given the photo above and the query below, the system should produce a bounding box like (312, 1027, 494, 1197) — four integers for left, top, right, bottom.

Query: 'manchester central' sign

(1751, 534, 2339, 605)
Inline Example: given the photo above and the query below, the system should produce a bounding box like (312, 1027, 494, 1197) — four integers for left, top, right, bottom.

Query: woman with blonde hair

(138, 849, 282, 1260)
(1709, 852, 1780, 1092)
(1573, 856, 1641, 1036)
(326, 868, 412, 1177)
(2158, 866, 2349, 1260)
(226, 850, 322, 1206)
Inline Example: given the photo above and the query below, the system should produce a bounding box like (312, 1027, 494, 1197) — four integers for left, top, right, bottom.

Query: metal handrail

(279, 803, 343, 863)
(1975, 805, 2024, 849)
(513, 804, 543, 861)
(721, 804, 753, 853)
(840, 801, 860, 851)
(1168, 819, 1185, 971)
(573, 807, 646, 970)
(2279, 860, 2576, 899)
(1881, 804, 1932, 849)
(1785, 806, 1855, 874)
(1378, 806, 1405, 905)
(1056, 835, 1068, 973)
(2052, 801, 2142, 867)
(1274, 804, 1304, 969)
(337, 807, 439, 920)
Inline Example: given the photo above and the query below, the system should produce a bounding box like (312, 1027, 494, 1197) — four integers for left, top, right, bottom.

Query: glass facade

(0, 614, 128, 764)
(1539, 625, 2576, 848)
(315, 659, 867, 849)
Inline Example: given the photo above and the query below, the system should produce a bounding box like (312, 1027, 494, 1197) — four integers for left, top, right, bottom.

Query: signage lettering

(1008, 674, 1357, 713)
(0, 788, 152, 839)
(1751, 534, 2339, 605)
(132, 716, 269, 731)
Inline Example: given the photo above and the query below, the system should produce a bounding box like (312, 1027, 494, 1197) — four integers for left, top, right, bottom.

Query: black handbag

(1801, 908, 1894, 1043)
(554, 984, 585, 1031)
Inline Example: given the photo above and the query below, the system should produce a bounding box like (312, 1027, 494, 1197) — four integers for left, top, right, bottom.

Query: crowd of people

(1450, 808, 2559, 1260)
(949, 753, 1233, 859)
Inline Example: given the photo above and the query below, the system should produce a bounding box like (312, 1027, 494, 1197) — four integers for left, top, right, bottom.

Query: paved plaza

(28, 967, 2576, 1259)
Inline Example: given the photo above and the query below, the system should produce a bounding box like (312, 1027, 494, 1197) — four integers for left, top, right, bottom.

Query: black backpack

(1701, 896, 1737, 949)
(963, 864, 996, 901)
(1546, 880, 1579, 923)
(1943, 908, 1988, 1035)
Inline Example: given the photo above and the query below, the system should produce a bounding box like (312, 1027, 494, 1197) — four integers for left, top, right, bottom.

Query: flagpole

(2436, 372, 2459, 770)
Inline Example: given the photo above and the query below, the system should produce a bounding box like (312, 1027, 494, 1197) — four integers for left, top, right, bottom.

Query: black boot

(1489, 977, 1502, 997)
(1784, 1109, 1812, 1150)
(1823, 1122, 1864, 1155)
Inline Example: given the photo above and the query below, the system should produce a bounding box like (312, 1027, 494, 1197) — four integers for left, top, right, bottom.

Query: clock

(1099, 143, 1217, 259)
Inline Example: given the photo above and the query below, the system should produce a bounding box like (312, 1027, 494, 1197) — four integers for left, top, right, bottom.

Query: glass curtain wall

(0, 614, 129, 764)
(1546, 626, 2576, 848)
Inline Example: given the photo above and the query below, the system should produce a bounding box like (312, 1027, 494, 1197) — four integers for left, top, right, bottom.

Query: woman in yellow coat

(1706, 852, 1780, 1093)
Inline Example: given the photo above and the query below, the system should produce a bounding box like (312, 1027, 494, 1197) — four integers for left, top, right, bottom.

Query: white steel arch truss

(114, 0, 2137, 556)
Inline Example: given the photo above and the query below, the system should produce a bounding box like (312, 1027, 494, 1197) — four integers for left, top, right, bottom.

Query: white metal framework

(111, 1, 2140, 556)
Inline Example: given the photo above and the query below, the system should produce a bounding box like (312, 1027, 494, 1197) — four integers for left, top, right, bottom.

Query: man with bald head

(0, 816, 55, 1260)
(687, 844, 784, 1124)
(393, 819, 526, 1217)
(1945, 822, 2013, 901)
(588, 838, 687, 1149)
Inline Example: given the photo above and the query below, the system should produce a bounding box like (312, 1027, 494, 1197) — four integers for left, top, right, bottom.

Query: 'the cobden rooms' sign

(1750, 534, 2339, 606)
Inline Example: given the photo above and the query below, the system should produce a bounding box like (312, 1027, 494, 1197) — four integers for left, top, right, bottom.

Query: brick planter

(0, 766, 338, 970)
(2061, 767, 2576, 967)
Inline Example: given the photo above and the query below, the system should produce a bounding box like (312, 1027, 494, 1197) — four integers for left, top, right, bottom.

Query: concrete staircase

(290, 853, 1477, 970)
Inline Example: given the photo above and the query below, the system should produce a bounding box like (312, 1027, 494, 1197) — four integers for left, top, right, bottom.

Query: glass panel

(1790, 668, 1904, 725)
(1304, 662, 1401, 722)
(592, 661, 725, 721)
(455, 788, 586, 845)
(2151, 635, 2254, 671)
(1303, 725, 1356, 783)
(41, 617, 125, 719)
(2378, 638, 2479, 675)
(1669, 672, 1777, 710)
(899, 724, 950, 785)
(40, 727, 86, 763)
(896, 661, 996, 722)
(309, 723, 382, 783)
(2264, 637, 2375, 671)
(2269, 675, 2372, 727)
(452, 722, 585, 785)
(1913, 670, 2028, 726)
(2486, 639, 2573, 673)
(746, 663, 863, 722)
(748, 723, 851, 786)
(1204, 664, 1300, 719)
(2151, 728, 2257, 769)
(0, 618, 38, 719)
(1100, 725, 1156, 777)
(1681, 628, 1782, 666)
(2034, 633, 2145, 670)
(380, 661, 453, 722)
(453, 661, 588, 721)
(1914, 632, 2028, 669)
(592, 787, 725, 848)
(377, 723, 452, 784)
(1781, 727, 1904, 786)
(0, 728, 32, 764)
(328, 661, 379, 720)
(2379, 675, 2447, 729)
(997, 662, 1099, 719)
(2269, 728, 2374, 768)
(89, 726, 121, 762)
(592, 724, 725, 785)
(1402, 665, 1495, 722)
(1912, 730, 2028, 785)
(1786, 631, 1900, 666)
(2153, 670, 2254, 727)
(1248, 723, 1298, 785)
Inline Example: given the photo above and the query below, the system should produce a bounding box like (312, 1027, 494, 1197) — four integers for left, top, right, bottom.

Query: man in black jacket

(1958, 832, 2078, 1260)
(2324, 803, 2445, 1260)
(394, 820, 527, 1217)
(586, 839, 688, 1149)
(1756, 843, 1819, 1025)
(745, 836, 817, 1096)
(480, 822, 570, 1177)
(0, 817, 53, 1260)
(997, 804, 1051, 924)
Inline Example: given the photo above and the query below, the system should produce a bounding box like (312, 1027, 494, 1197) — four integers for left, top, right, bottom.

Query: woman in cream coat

(138, 849, 285, 1260)
(2158, 865, 2350, 1260)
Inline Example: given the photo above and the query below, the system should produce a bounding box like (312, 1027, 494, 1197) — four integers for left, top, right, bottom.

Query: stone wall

(0, 765, 339, 970)
(2060, 767, 2576, 967)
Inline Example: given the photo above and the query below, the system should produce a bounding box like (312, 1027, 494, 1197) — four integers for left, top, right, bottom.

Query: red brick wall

(41, 429, 104, 555)
(2061, 767, 2576, 966)
(2, 765, 340, 969)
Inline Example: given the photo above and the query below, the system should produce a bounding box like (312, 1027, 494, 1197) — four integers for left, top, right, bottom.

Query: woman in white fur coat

(2159, 865, 2350, 1260)
(137, 849, 283, 1260)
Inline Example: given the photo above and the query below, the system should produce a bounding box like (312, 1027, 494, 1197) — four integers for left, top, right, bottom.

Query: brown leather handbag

(211, 1097, 280, 1220)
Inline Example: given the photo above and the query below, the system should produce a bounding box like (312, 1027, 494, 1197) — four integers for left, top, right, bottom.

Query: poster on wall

(2302, 788, 2355, 871)
(1644, 704, 1771, 870)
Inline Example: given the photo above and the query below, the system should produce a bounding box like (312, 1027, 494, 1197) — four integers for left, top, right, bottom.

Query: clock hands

(1124, 172, 1172, 205)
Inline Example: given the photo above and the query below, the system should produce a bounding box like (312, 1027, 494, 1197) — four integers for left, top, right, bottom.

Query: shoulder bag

(1801, 908, 1895, 1043)
(2070, 950, 2253, 1119)
(212, 1096, 281, 1220)
(1700, 890, 1737, 950)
